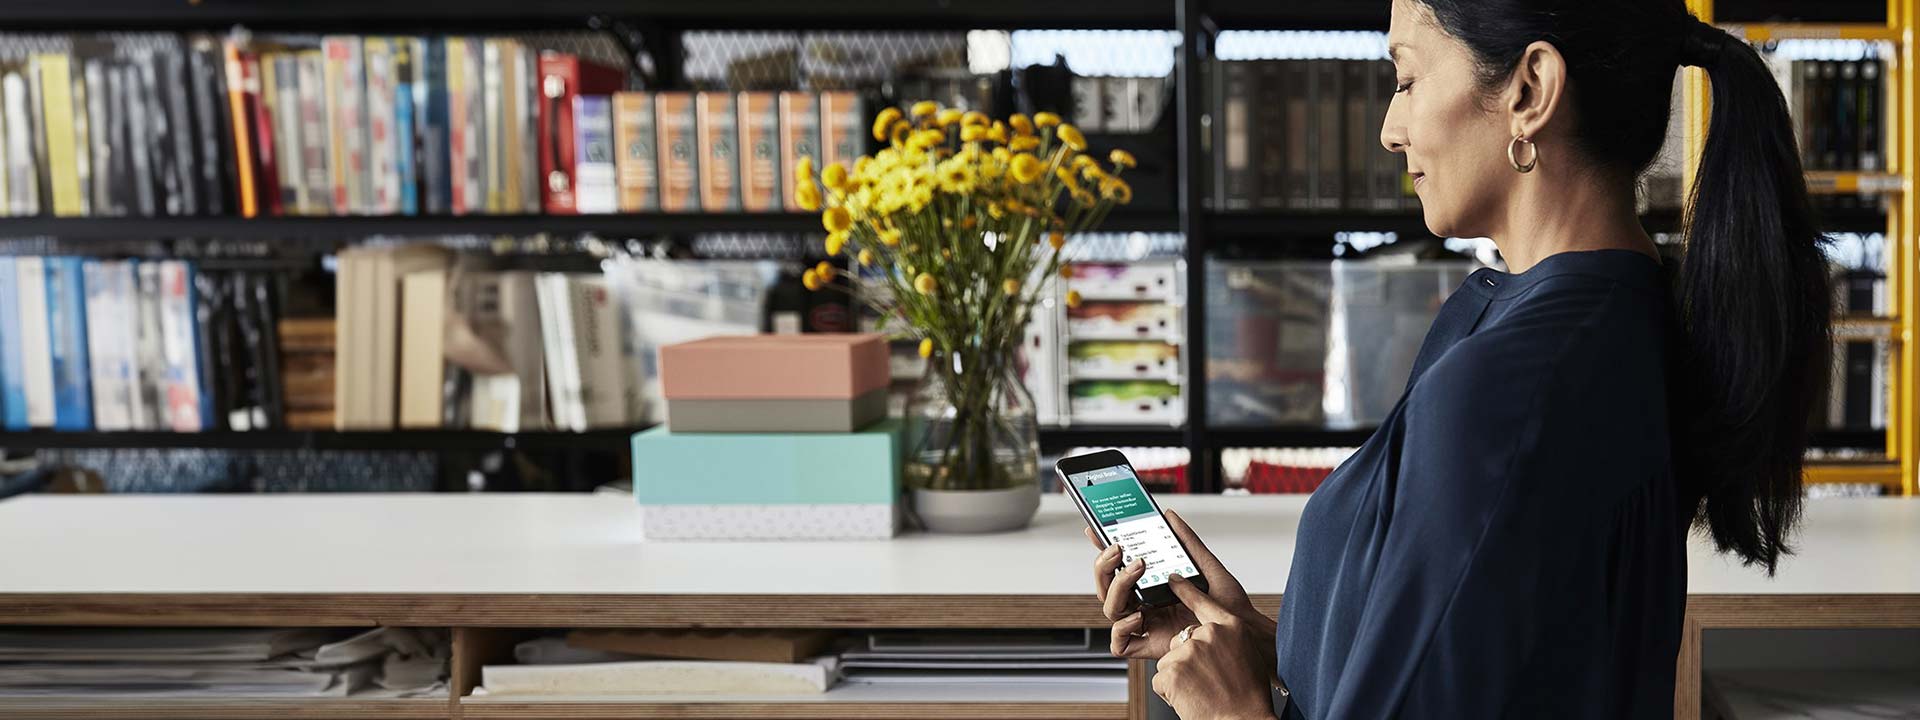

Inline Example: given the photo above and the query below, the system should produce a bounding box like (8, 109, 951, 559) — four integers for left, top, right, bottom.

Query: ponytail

(1674, 19, 1831, 574)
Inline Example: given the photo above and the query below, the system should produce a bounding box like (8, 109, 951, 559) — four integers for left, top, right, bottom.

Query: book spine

(223, 42, 260, 218)
(67, 54, 91, 217)
(105, 66, 132, 216)
(496, 40, 523, 214)
(572, 94, 617, 214)
(1858, 59, 1880, 172)
(83, 260, 126, 430)
(27, 57, 51, 210)
(134, 263, 167, 429)
(1818, 61, 1837, 171)
(446, 39, 469, 214)
(817, 91, 863, 184)
(270, 54, 304, 215)
(696, 91, 740, 211)
(1343, 60, 1369, 211)
(3, 72, 39, 215)
(128, 63, 161, 216)
(1282, 60, 1311, 211)
(421, 37, 450, 215)
(364, 38, 398, 214)
(1371, 60, 1400, 211)
(46, 257, 93, 431)
(517, 45, 542, 214)
(83, 60, 113, 215)
(1219, 61, 1254, 210)
(162, 51, 198, 216)
(482, 39, 505, 214)
(1836, 61, 1858, 171)
(777, 91, 819, 212)
(295, 51, 331, 215)
(392, 39, 418, 215)
(1312, 59, 1343, 210)
(538, 52, 585, 214)
(342, 38, 369, 214)
(1250, 61, 1283, 210)
(0, 257, 25, 430)
(457, 38, 485, 215)
(187, 38, 229, 216)
(738, 91, 780, 212)
(655, 91, 699, 211)
(572, 276, 628, 428)
(1844, 339, 1872, 429)
(158, 260, 205, 431)
(114, 262, 149, 429)
(37, 55, 84, 216)
(1072, 76, 1104, 132)
(16, 257, 54, 428)
(613, 92, 658, 212)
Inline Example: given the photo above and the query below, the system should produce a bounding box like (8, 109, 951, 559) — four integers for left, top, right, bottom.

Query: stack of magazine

(841, 629, 1126, 687)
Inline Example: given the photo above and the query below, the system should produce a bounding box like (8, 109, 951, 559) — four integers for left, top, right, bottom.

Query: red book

(248, 53, 282, 217)
(537, 52, 624, 214)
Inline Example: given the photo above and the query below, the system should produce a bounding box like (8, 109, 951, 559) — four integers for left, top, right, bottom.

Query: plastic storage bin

(1206, 259, 1474, 429)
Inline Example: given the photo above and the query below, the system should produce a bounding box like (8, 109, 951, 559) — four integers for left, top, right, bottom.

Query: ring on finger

(1172, 623, 1200, 647)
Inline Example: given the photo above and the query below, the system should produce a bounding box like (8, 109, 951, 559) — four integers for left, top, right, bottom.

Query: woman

(1088, 0, 1832, 717)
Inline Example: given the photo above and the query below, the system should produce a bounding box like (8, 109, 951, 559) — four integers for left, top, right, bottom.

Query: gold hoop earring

(1508, 135, 1538, 173)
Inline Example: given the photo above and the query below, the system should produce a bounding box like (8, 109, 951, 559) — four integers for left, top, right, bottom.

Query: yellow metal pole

(1902, 0, 1919, 495)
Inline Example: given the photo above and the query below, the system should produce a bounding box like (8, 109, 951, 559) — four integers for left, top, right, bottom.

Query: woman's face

(1382, 0, 1514, 239)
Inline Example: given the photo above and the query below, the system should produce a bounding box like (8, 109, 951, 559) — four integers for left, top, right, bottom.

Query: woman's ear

(1506, 40, 1568, 140)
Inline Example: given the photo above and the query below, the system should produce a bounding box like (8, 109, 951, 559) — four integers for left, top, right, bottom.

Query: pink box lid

(659, 333, 891, 399)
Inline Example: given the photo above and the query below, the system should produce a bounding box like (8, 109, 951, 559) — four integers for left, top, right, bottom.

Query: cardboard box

(659, 333, 888, 400)
(632, 420, 901, 540)
(666, 390, 887, 433)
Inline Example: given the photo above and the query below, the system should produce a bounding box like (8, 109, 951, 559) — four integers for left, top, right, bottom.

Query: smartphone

(1056, 449, 1208, 609)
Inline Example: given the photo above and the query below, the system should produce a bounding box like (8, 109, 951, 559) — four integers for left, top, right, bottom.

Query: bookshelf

(0, 0, 1910, 495)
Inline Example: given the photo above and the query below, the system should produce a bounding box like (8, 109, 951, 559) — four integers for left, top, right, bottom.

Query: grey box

(665, 389, 890, 433)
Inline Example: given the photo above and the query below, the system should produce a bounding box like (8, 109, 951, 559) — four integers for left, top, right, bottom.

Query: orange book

(737, 92, 780, 211)
(818, 91, 864, 175)
(613, 92, 658, 212)
(777, 92, 820, 212)
(223, 41, 260, 218)
(695, 91, 739, 211)
(654, 92, 699, 212)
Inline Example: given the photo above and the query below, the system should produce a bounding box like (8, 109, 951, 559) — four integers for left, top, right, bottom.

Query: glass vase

(902, 348, 1041, 494)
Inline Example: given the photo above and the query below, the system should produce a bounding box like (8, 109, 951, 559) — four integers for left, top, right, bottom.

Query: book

(294, 50, 331, 215)
(1216, 60, 1254, 210)
(613, 92, 659, 212)
(3, 71, 39, 215)
(418, 37, 451, 215)
(157, 261, 206, 431)
(35, 54, 84, 216)
(737, 91, 780, 212)
(572, 95, 617, 214)
(534, 273, 582, 430)
(399, 269, 448, 428)
(655, 91, 699, 211)
(16, 258, 56, 428)
(818, 91, 863, 180)
(1342, 60, 1369, 210)
(186, 35, 230, 216)
(160, 49, 199, 216)
(1281, 60, 1311, 210)
(777, 91, 820, 212)
(481, 39, 505, 213)
(130, 62, 162, 216)
(45, 257, 93, 431)
(390, 40, 417, 215)
(82, 260, 133, 431)
(446, 36, 482, 214)
(0, 257, 24, 430)
(82, 60, 114, 216)
(1310, 59, 1342, 210)
(364, 37, 399, 214)
(133, 262, 170, 430)
(695, 91, 740, 211)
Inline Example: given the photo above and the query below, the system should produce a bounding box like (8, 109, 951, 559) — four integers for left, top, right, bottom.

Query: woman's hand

(1151, 574, 1279, 720)
(1086, 509, 1259, 660)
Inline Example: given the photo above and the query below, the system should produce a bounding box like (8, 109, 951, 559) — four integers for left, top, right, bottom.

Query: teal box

(631, 419, 902, 505)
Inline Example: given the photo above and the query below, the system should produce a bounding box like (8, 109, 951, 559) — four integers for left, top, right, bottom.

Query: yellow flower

(796, 181, 822, 211)
(1009, 113, 1033, 136)
(822, 162, 849, 190)
(1065, 289, 1083, 308)
(889, 120, 912, 147)
(1100, 176, 1133, 204)
(1034, 111, 1061, 129)
(959, 125, 987, 142)
(1008, 135, 1040, 153)
(879, 227, 903, 246)
(1109, 149, 1136, 169)
(793, 155, 815, 184)
(961, 111, 988, 127)
(802, 268, 822, 291)
(1003, 278, 1022, 296)
(936, 108, 963, 127)
(918, 338, 934, 358)
(991, 146, 1010, 163)
(1072, 154, 1097, 171)
(1060, 263, 1074, 278)
(1048, 231, 1066, 250)
(986, 203, 1005, 219)
(987, 122, 1009, 144)
(1054, 166, 1083, 192)
(1056, 123, 1087, 151)
(910, 100, 939, 118)
(853, 156, 873, 178)
(1009, 153, 1045, 184)
(823, 206, 853, 233)
(815, 261, 836, 283)
(824, 231, 848, 256)
(914, 273, 937, 294)
(908, 129, 944, 151)
(858, 248, 875, 266)
(937, 162, 974, 194)
(1071, 189, 1096, 206)
(959, 216, 977, 230)
(872, 107, 904, 141)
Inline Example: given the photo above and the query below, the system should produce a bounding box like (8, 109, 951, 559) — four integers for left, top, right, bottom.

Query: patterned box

(631, 420, 901, 540)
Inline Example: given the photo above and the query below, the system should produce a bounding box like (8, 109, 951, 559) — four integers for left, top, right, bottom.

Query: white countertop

(0, 493, 1916, 596)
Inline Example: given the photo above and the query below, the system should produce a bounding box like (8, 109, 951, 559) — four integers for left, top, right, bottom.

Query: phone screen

(1064, 464, 1199, 589)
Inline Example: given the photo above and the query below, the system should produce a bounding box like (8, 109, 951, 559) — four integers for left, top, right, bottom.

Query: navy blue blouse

(1274, 249, 1688, 719)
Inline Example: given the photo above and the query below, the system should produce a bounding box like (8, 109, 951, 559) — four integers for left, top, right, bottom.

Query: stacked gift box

(632, 334, 900, 540)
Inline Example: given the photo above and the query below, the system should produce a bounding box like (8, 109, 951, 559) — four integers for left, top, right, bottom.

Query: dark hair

(1413, 0, 1831, 575)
